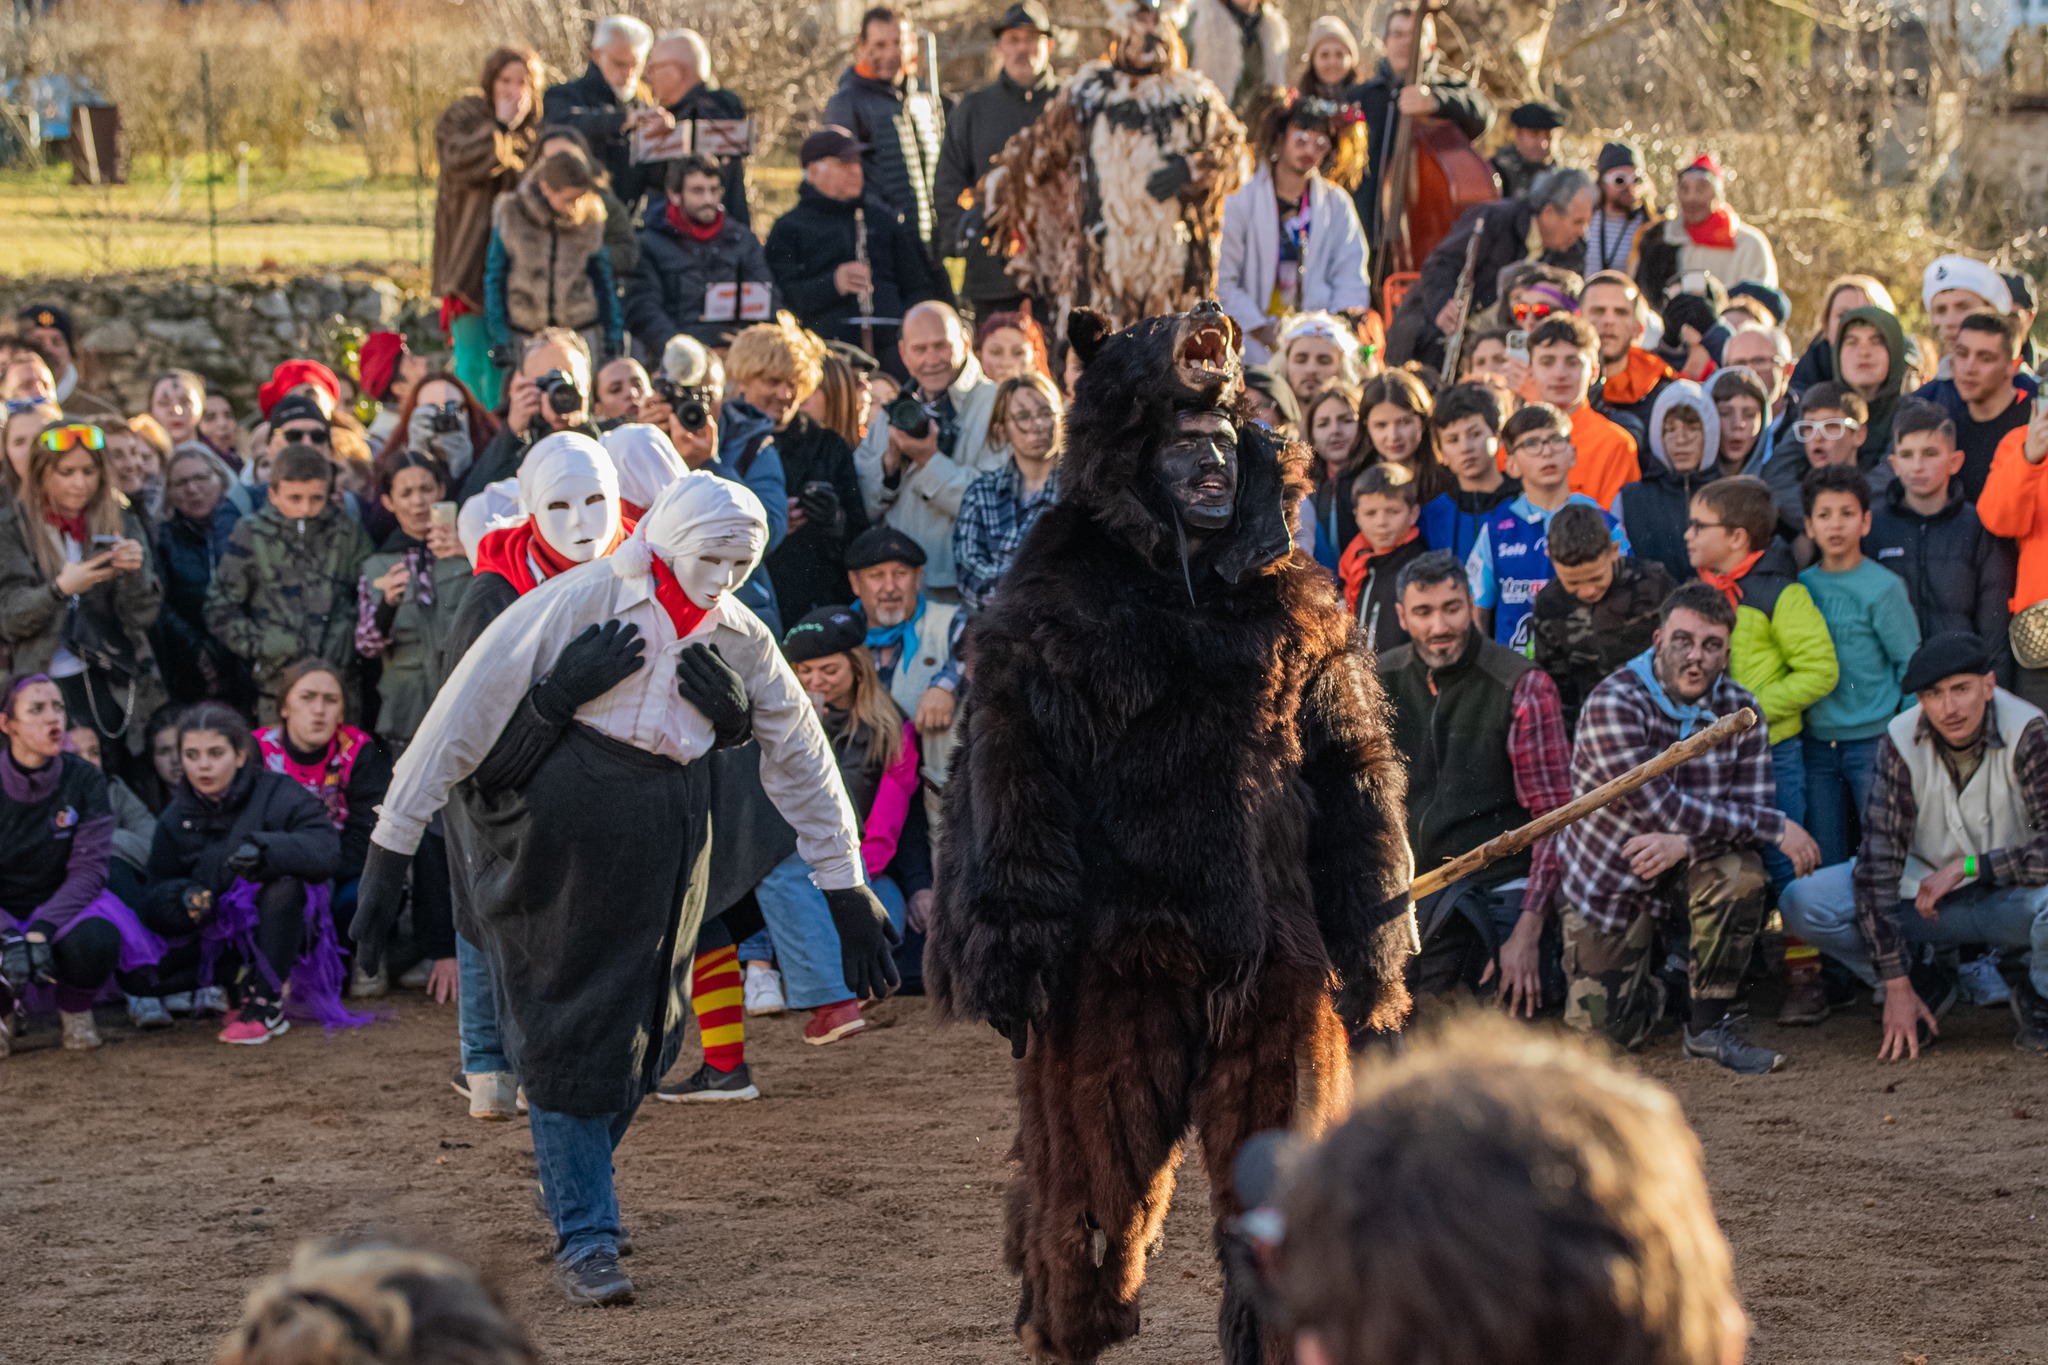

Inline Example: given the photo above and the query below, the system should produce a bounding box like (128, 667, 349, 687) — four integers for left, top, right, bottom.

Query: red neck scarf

(1337, 526, 1418, 611)
(666, 202, 726, 242)
(44, 507, 90, 545)
(647, 553, 711, 638)
(1697, 548, 1765, 610)
(473, 520, 586, 595)
(1684, 206, 1739, 252)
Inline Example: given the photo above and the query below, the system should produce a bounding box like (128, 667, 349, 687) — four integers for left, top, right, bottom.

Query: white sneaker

(0, 1010, 13, 1059)
(193, 986, 229, 1017)
(162, 991, 195, 1015)
(397, 959, 433, 991)
(1960, 955, 2012, 1007)
(127, 995, 173, 1030)
(351, 964, 390, 999)
(743, 962, 788, 1016)
(467, 1070, 520, 1120)
(61, 1009, 103, 1051)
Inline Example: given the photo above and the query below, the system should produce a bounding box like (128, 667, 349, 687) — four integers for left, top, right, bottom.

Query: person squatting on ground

(353, 470, 900, 1307)
(0, 671, 170, 1056)
(1553, 581, 1821, 1074)
(1266, 1017, 1749, 1365)
(926, 304, 1417, 1365)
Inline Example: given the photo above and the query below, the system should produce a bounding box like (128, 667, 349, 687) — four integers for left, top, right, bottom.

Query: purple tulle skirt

(200, 879, 372, 1032)
(1, 890, 168, 1014)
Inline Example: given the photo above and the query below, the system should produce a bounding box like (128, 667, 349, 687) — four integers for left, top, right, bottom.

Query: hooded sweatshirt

(1832, 305, 1909, 458)
(1613, 379, 1722, 584)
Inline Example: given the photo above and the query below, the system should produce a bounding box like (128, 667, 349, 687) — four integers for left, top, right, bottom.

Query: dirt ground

(5, 990, 2048, 1365)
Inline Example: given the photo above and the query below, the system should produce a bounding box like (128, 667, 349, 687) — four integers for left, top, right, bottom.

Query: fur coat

(1183, 0, 1289, 114)
(490, 174, 608, 337)
(982, 58, 1248, 331)
(925, 307, 1415, 1042)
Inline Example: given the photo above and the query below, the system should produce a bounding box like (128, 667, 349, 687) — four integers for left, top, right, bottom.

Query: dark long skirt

(447, 723, 710, 1116)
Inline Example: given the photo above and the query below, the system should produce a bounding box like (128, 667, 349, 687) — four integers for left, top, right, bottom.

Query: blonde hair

(842, 644, 906, 771)
(1817, 274, 1897, 344)
(125, 413, 174, 461)
(990, 371, 1063, 451)
(727, 312, 827, 407)
(215, 1240, 535, 1365)
(18, 421, 125, 578)
(812, 354, 865, 448)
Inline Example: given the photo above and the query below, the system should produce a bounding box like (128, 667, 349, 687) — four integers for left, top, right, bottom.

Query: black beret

(1596, 140, 1641, 175)
(2005, 271, 2038, 314)
(267, 394, 330, 430)
(1509, 102, 1566, 131)
(844, 525, 927, 571)
(1901, 631, 1994, 696)
(18, 302, 75, 348)
(782, 605, 867, 663)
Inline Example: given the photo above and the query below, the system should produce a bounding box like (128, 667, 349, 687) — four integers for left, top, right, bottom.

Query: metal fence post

(200, 49, 221, 280)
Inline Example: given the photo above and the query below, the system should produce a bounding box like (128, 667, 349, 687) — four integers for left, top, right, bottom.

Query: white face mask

(672, 534, 758, 608)
(533, 472, 618, 562)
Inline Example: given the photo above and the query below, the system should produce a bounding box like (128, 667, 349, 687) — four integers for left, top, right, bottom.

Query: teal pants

(449, 313, 503, 411)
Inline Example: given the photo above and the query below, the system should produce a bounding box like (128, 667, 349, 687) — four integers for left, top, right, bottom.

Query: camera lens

(677, 397, 708, 432)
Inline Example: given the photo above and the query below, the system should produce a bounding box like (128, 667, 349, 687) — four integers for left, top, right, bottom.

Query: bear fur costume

(925, 303, 1417, 1365)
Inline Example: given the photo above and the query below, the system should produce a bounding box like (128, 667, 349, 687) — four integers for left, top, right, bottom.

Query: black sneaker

(2008, 977, 2048, 1054)
(559, 1248, 634, 1306)
(654, 1061, 760, 1103)
(1682, 1015, 1784, 1074)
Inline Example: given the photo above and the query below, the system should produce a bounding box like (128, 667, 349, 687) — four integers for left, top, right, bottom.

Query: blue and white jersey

(1466, 493, 1630, 654)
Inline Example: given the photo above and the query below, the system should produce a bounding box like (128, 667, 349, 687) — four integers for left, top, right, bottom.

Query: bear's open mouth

(1173, 315, 1239, 387)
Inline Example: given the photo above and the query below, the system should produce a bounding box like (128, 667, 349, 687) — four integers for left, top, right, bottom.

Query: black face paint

(1155, 415, 1238, 533)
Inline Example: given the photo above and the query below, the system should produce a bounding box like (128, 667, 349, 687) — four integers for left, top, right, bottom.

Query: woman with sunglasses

(0, 421, 167, 775)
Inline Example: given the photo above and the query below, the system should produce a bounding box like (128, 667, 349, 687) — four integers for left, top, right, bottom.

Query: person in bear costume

(925, 301, 1417, 1365)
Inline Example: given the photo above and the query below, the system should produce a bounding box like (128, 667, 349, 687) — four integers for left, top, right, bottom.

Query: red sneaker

(219, 1001, 289, 1045)
(803, 998, 866, 1046)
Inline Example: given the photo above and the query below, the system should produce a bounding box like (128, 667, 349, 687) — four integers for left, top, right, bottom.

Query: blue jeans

(1780, 860, 2048, 995)
(1760, 736, 1807, 894)
(527, 1078, 645, 1264)
(1802, 735, 1881, 868)
(738, 852, 862, 1009)
(457, 934, 508, 1076)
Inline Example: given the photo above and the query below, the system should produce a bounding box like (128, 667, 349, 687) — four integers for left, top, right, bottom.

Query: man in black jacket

(934, 1, 1060, 320)
(626, 155, 776, 356)
(1344, 5, 1493, 250)
(641, 29, 752, 226)
(1387, 168, 1595, 371)
(824, 6, 948, 299)
(767, 126, 937, 371)
(542, 15, 671, 207)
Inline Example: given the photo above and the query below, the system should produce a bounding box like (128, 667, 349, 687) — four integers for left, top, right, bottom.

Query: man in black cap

(1584, 140, 1663, 277)
(15, 302, 118, 419)
(1781, 631, 2048, 1060)
(765, 125, 938, 367)
(935, 2, 1059, 324)
(1491, 101, 1563, 199)
(843, 524, 963, 758)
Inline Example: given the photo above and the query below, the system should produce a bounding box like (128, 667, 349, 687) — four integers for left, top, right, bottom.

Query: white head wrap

(600, 423, 688, 514)
(633, 469, 770, 578)
(1922, 255, 2013, 316)
(518, 431, 621, 563)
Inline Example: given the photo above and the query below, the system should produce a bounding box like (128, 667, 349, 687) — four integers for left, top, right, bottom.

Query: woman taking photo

(0, 671, 169, 1056)
(376, 372, 499, 491)
(144, 702, 361, 1044)
(954, 372, 1063, 616)
(0, 422, 166, 771)
(153, 445, 246, 706)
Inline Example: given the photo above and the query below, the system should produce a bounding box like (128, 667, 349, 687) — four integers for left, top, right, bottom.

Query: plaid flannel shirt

(1509, 668, 1573, 918)
(1555, 665, 1783, 933)
(953, 460, 1060, 616)
(1853, 710, 2048, 980)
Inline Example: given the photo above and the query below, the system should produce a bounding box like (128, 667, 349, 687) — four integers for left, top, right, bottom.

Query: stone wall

(0, 264, 435, 419)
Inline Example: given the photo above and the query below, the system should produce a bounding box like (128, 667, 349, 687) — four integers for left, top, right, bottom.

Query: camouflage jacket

(205, 501, 373, 706)
(1530, 555, 1675, 737)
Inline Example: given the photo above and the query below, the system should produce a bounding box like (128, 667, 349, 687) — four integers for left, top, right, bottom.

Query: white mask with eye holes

(518, 432, 621, 564)
(637, 470, 770, 611)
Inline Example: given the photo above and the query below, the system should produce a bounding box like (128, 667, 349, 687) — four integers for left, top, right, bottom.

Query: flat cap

(845, 525, 928, 571)
(782, 605, 867, 662)
(1509, 101, 1566, 131)
(799, 125, 868, 167)
(1901, 631, 1994, 696)
(991, 1, 1053, 36)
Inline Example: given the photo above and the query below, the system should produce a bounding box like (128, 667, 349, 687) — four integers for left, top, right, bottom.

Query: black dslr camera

(652, 372, 712, 432)
(536, 369, 584, 416)
(885, 394, 932, 441)
(425, 400, 464, 434)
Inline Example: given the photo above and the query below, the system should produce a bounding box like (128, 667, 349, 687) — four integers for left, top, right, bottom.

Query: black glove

(824, 884, 902, 1002)
(224, 840, 265, 882)
(797, 481, 844, 539)
(675, 642, 752, 749)
(182, 884, 217, 928)
(350, 843, 414, 979)
(1660, 291, 1718, 345)
(0, 929, 54, 988)
(533, 620, 647, 723)
(1146, 156, 1193, 203)
(19, 926, 57, 986)
(487, 343, 514, 371)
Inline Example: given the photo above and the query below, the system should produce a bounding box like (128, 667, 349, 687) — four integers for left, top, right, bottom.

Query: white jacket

(1656, 213, 1779, 291)
(854, 353, 1004, 589)
(1218, 165, 1374, 364)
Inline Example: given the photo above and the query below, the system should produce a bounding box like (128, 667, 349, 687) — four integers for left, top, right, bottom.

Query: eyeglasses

(279, 426, 331, 446)
(1793, 417, 1860, 442)
(1685, 518, 1725, 533)
(1509, 435, 1571, 456)
(34, 423, 105, 454)
(1603, 170, 1639, 187)
(1007, 408, 1057, 430)
(4, 396, 48, 415)
(1512, 302, 1558, 324)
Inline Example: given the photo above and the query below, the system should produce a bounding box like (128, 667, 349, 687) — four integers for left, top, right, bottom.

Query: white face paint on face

(674, 534, 758, 608)
(534, 471, 617, 562)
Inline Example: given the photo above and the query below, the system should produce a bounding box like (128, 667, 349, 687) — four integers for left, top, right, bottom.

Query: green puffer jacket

(1727, 539, 1840, 745)
(204, 500, 373, 719)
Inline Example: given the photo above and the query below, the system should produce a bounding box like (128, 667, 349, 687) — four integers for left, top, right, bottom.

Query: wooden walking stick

(1409, 707, 1760, 903)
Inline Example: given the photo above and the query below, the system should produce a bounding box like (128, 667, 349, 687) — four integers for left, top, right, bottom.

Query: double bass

(1371, 0, 1498, 312)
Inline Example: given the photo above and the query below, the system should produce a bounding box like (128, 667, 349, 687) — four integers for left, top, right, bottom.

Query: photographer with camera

(457, 329, 602, 504)
(626, 155, 777, 358)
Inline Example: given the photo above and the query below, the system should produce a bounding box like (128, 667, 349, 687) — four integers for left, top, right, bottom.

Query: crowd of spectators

(4, 2, 2048, 1102)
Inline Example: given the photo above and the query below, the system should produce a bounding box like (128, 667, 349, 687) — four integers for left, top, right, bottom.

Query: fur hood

(1061, 303, 1308, 585)
(503, 166, 605, 231)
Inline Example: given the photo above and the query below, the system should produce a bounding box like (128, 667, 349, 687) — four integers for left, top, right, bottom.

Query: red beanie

(258, 359, 342, 418)
(356, 332, 407, 402)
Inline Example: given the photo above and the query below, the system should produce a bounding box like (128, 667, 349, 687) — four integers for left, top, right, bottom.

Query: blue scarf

(863, 595, 926, 661)
(1624, 648, 1717, 737)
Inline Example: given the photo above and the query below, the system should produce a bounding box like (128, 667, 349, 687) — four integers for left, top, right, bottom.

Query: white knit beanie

(1304, 15, 1360, 69)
